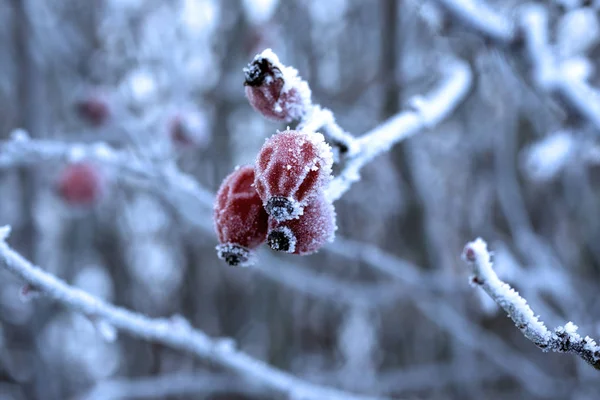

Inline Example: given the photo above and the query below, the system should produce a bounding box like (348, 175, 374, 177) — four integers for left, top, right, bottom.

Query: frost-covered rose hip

(76, 95, 110, 126)
(214, 165, 269, 267)
(254, 130, 333, 221)
(244, 48, 311, 122)
(267, 195, 336, 255)
(57, 162, 104, 206)
(169, 109, 209, 149)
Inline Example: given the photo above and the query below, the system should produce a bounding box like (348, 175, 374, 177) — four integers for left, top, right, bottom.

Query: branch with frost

(76, 373, 262, 400)
(432, 0, 600, 131)
(298, 105, 359, 161)
(325, 57, 472, 201)
(0, 129, 214, 211)
(462, 238, 600, 370)
(0, 226, 389, 400)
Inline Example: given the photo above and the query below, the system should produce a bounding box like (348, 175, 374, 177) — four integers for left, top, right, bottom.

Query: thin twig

(463, 238, 600, 370)
(432, 0, 600, 131)
(325, 57, 472, 202)
(0, 225, 390, 400)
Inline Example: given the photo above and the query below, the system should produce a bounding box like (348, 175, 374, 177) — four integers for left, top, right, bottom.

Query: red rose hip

(57, 162, 104, 206)
(254, 130, 333, 221)
(214, 165, 269, 267)
(76, 95, 110, 126)
(267, 195, 336, 255)
(244, 49, 311, 122)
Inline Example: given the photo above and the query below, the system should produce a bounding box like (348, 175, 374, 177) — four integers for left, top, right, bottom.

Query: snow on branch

(462, 238, 600, 370)
(325, 58, 472, 202)
(77, 372, 262, 400)
(432, 0, 600, 131)
(0, 225, 389, 400)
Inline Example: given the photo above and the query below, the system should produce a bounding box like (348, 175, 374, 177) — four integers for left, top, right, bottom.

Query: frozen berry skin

(267, 195, 336, 255)
(254, 129, 333, 222)
(244, 48, 311, 122)
(76, 96, 110, 126)
(214, 165, 269, 267)
(57, 162, 104, 206)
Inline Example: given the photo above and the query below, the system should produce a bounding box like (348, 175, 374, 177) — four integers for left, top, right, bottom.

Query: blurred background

(1, 0, 600, 399)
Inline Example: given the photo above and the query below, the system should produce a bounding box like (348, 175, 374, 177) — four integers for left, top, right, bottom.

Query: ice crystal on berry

(254, 130, 333, 221)
(267, 195, 336, 255)
(214, 165, 269, 267)
(244, 48, 311, 122)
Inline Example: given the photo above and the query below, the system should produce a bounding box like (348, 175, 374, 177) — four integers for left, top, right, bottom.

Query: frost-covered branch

(0, 225, 389, 400)
(433, 0, 600, 131)
(463, 238, 600, 370)
(298, 105, 359, 160)
(325, 57, 472, 201)
(0, 130, 214, 213)
(77, 373, 262, 400)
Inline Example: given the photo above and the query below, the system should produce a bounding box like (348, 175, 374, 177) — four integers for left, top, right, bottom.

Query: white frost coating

(304, 131, 334, 178)
(0, 227, 388, 400)
(325, 58, 472, 202)
(438, 0, 600, 133)
(95, 318, 118, 343)
(463, 238, 600, 368)
(556, 8, 600, 58)
(521, 131, 575, 182)
(242, 0, 279, 25)
(559, 57, 594, 83)
(68, 145, 87, 162)
(10, 129, 30, 142)
(464, 238, 551, 343)
(298, 106, 359, 160)
(256, 48, 312, 112)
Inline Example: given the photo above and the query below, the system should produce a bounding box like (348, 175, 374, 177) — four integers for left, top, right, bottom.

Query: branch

(325, 57, 472, 202)
(462, 238, 600, 370)
(298, 105, 360, 160)
(0, 225, 389, 400)
(76, 373, 263, 400)
(432, 0, 600, 131)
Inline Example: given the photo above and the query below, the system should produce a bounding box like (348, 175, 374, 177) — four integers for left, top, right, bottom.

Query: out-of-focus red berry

(214, 165, 269, 267)
(267, 195, 336, 255)
(76, 96, 110, 127)
(169, 110, 209, 149)
(243, 49, 311, 122)
(254, 130, 333, 221)
(57, 162, 104, 206)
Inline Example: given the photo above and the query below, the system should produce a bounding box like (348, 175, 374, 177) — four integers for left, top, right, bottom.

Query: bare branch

(0, 225, 390, 400)
(433, 0, 600, 131)
(463, 238, 600, 370)
(325, 58, 472, 202)
(76, 373, 263, 400)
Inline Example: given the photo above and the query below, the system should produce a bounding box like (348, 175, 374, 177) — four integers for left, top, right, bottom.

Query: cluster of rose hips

(213, 129, 337, 267)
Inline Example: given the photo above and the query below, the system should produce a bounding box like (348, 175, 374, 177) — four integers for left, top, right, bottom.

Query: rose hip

(267, 195, 336, 255)
(254, 130, 333, 221)
(214, 165, 269, 267)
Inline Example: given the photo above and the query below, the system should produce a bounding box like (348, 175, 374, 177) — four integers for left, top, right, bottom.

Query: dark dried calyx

(268, 229, 292, 252)
(243, 57, 281, 87)
(265, 196, 295, 221)
(217, 243, 250, 267)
